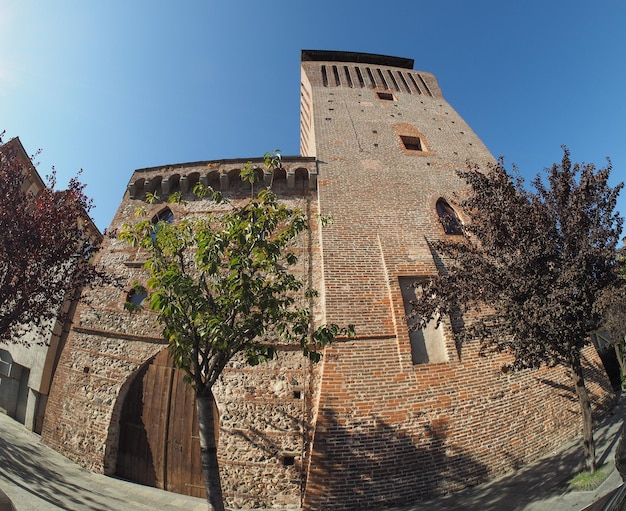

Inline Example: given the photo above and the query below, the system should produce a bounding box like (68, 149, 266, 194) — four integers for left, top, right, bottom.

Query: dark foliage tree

(0, 135, 102, 344)
(409, 148, 623, 472)
(597, 274, 626, 380)
(120, 154, 354, 511)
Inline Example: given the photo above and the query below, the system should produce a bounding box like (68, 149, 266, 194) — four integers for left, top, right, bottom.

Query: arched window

(436, 199, 462, 235)
(151, 207, 174, 242)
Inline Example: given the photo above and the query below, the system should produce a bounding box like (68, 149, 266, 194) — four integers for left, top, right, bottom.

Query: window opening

(127, 288, 148, 307)
(397, 71, 412, 94)
(417, 74, 432, 96)
(332, 65, 341, 86)
(377, 91, 395, 101)
(387, 69, 400, 91)
(408, 74, 422, 94)
(355, 67, 365, 87)
(151, 207, 174, 241)
(321, 65, 328, 87)
(344, 66, 353, 88)
(152, 208, 174, 224)
(366, 67, 376, 88)
(436, 199, 463, 235)
(400, 135, 423, 151)
(376, 68, 389, 89)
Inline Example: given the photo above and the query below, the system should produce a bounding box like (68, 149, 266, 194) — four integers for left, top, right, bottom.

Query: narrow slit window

(397, 71, 412, 94)
(376, 68, 389, 89)
(408, 74, 422, 94)
(366, 67, 376, 88)
(332, 65, 341, 86)
(355, 67, 365, 87)
(344, 66, 353, 88)
(387, 70, 400, 91)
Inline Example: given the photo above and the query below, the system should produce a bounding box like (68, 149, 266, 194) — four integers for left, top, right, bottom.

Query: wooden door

(116, 350, 205, 497)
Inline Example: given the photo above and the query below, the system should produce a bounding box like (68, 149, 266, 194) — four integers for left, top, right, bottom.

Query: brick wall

(300, 53, 615, 510)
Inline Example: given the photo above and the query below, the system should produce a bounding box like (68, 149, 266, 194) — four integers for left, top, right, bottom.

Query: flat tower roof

(301, 50, 414, 70)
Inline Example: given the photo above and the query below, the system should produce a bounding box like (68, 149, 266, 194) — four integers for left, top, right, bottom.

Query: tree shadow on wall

(538, 349, 617, 414)
(305, 410, 491, 511)
(306, 404, 625, 511)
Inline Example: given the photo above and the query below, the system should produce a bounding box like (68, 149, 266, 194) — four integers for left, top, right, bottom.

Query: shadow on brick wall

(303, 409, 490, 511)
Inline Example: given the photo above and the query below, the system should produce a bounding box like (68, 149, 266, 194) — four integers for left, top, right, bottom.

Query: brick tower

(298, 50, 612, 510)
(41, 51, 614, 511)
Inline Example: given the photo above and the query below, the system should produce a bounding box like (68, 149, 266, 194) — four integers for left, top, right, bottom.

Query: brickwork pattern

(300, 54, 615, 510)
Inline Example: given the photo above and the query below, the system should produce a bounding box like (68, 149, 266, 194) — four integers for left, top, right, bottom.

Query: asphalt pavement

(1, 397, 625, 511)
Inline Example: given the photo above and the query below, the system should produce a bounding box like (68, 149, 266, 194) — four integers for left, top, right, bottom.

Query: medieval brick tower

(42, 51, 613, 510)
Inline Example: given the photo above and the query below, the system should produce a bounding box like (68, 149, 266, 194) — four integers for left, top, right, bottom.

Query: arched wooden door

(116, 349, 205, 497)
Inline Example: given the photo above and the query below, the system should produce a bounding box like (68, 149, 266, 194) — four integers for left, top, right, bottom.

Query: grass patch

(568, 464, 610, 491)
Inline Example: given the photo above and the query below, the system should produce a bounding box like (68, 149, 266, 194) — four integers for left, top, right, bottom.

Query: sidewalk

(0, 413, 206, 511)
(0, 397, 625, 511)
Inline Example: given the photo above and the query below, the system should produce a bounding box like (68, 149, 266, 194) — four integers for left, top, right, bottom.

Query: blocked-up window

(399, 277, 448, 365)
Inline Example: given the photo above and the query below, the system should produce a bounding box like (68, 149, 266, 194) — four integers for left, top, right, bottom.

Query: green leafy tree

(409, 148, 623, 472)
(120, 156, 353, 511)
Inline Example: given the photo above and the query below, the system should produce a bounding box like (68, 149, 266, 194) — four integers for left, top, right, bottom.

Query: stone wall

(42, 159, 325, 509)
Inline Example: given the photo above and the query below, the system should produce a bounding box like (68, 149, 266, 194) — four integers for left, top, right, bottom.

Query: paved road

(1, 398, 625, 511)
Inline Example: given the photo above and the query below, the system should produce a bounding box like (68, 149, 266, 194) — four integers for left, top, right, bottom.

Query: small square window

(401, 135, 423, 152)
(377, 91, 395, 101)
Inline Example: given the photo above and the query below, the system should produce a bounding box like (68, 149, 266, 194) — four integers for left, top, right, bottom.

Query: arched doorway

(116, 349, 206, 497)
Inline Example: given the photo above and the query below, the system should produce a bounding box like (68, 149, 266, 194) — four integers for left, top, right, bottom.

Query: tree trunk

(196, 388, 224, 511)
(569, 351, 596, 472)
(615, 342, 626, 384)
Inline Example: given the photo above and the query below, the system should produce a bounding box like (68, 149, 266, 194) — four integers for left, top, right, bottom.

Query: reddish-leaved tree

(0, 135, 103, 345)
(409, 148, 623, 472)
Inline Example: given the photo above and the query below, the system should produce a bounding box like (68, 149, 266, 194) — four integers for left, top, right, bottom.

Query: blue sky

(2, 1, 626, 232)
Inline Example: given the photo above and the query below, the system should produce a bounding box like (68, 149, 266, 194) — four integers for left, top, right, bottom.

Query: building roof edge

(301, 50, 414, 69)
